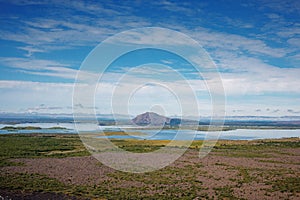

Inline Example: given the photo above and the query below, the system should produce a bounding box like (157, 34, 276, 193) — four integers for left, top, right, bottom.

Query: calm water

(0, 123, 299, 140)
(99, 129, 300, 140)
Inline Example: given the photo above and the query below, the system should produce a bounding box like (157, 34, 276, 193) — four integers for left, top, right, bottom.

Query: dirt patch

(1, 156, 114, 185)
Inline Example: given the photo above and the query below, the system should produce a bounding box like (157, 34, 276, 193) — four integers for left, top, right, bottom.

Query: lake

(99, 128, 300, 140)
(0, 123, 299, 140)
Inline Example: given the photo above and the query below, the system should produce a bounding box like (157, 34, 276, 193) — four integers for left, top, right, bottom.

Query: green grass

(0, 169, 205, 199)
(197, 126, 236, 131)
(214, 186, 239, 199)
(0, 173, 66, 192)
(266, 177, 300, 194)
(213, 138, 300, 158)
(102, 131, 145, 136)
(257, 140, 300, 148)
(47, 126, 67, 129)
(0, 134, 89, 166)
(0, 134, 200, 165)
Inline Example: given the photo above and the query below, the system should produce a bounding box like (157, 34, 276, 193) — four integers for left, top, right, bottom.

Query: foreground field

(0, 134, 299, 199)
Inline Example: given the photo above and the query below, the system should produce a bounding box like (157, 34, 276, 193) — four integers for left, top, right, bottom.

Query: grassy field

(0, 134, 299, 199)
(0, 134, 89, 167)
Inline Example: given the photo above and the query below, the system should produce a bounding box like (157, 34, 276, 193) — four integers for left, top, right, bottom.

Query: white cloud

(17, 46, 45, 57)
(259, 0, 300, 14)
(0, 57, 98, 81)
(0, 80, 74, 112)
(161, 60, 173, 65)
(0, 57, 76, 79)
(214, 55, 300, 95)
(108, 27, 198, 47)
(1, 57, 69, 70)
(277, 27, 300, 38)
(287, 38, 300, 47)
(0, 2, 152, 53)
(190, 28, 288, 58)
(153, 0, 196, 15)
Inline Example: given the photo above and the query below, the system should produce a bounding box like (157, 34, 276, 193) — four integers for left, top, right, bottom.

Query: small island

(1, 126, 67, 131)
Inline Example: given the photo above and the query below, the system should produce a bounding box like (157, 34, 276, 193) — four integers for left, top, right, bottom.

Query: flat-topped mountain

(132, 112, 171, 126)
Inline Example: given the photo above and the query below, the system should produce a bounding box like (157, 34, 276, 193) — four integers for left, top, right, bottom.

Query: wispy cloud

(0, 1, 151, 55)
(0, 57, 76, 79)
(0, 57, 98, 81)
(161, 60, 173, 65)
(17, 46, 45, 57)
(189, 28, 288, 58)
(153, 0, 197, 15)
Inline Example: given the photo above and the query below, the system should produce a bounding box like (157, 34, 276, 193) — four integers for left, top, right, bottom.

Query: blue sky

(0, 0, 299, 117)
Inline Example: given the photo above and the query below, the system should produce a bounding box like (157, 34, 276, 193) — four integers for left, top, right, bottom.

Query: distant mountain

(132, 112, 171, 126)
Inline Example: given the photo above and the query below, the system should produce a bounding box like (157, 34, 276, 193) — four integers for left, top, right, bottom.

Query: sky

(0, 0, 300, 117)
